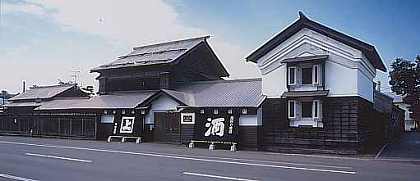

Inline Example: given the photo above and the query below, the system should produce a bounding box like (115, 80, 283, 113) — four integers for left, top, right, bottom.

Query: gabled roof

(246, 12, 386, 71)
(91, 36, 228, 76)
(34, 78, 265, 111)
(173, 78, 265, 107)
(35, 91, 157, 110)
(9, 84, 77, 101)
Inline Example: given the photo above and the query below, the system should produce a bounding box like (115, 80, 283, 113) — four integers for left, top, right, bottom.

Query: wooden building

(0, 13, 404, 154)
(245, 12, 401, 154)
(0, 83, 94, 138)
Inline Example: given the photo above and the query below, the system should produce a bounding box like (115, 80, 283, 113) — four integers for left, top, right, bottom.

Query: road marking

(0, 173, 39, 181)
(375, 143, 389, 159)
(0, 141, 356, 175)
(162, 153, 353, 169)
(25, 153, 92, 163)
(183, 172, 259, 181)
(270, 152, 371, 161)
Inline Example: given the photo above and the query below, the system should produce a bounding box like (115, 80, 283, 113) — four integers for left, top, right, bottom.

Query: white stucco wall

(262, 65, 287, 98)
(239, 108, 263, 126)
(357, 70, 374, 102)
(255, 28, 377, 102)
(144, 94, 180, 124)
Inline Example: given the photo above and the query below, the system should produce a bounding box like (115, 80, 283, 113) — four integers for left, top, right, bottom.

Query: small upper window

(288, 100, 295, 118)
(288, 67, 296, 85)
(301, 102, 312, 118)
(302, 67, 313, 85)
(313, 100, 320, 118)
(312, 65, 319, 85)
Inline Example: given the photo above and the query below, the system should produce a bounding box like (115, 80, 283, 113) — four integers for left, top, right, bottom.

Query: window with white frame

(302, 67, 312, 85)
(312, 64, 320, 85)
(288, 67, 296, 85)
(288, 99, 322, 126)
(301, 101, 312, 118)
(313, 100, 320, 118)
(288, 100, 296, 118)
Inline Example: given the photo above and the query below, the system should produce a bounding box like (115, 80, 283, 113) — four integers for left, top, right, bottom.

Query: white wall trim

(256, 29, 376, 76)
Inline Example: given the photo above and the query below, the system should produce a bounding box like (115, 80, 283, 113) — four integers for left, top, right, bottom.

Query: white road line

(183, 172, 259, 181)
(375, 143, 389, 159)
(0, 141, 356, 175)
(25, 153, 92, 163)
(163, 153, 353, 169)
(0, 173, 39, 181)
(272, 152, 371, 161)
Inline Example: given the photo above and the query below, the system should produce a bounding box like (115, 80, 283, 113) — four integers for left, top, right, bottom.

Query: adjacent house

(385, 92, 417, 131)
(1, 84, 91, 137)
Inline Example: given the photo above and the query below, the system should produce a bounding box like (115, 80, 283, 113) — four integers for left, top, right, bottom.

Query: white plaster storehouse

(246, 12, 388, 154)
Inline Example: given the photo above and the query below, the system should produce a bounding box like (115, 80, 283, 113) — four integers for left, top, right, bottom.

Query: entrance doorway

(153, 112, 181, 144)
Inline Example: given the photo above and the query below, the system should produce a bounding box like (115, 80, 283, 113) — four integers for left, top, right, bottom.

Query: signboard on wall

(194, 113, 239, 143)
(120, 117, 135, 134)
(181, 113, 195, 124)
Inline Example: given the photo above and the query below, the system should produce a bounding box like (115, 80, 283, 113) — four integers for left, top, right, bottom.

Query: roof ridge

(119, 48, 187, 59)
(30, 83, 75, 89)
(188, 78, 262, 85)
(132, 36, 210, 50)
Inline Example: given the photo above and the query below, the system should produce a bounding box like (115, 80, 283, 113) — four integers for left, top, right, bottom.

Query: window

(288, 67, 296, 85)
(101, 115, 114, 123)
(288, 100, 295, 118)
(313, 100, 321, 118)
(312, 65, 319, 85)
(301, 102, 312, 118)
(213, 109, 219, 115)
(302, 67, 313, 84)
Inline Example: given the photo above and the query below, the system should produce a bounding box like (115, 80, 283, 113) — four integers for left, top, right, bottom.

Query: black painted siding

(239, 126, 262, 150)
(261, 96, 383, 154)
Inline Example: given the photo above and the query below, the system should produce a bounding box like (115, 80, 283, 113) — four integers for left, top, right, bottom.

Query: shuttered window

(288, 67, 296, 85)
(288, 100, 295, 118)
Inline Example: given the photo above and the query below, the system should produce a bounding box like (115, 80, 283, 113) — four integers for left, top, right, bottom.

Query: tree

(389, 56, 420, 128)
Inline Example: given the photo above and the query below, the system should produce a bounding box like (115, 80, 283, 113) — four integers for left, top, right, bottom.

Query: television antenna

(71, 70, 81, 86)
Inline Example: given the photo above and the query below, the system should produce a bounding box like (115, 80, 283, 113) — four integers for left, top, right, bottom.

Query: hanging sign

(194, 113, 238, 142)
(181, 113, 195, 124)
(120, 117, 135, 134)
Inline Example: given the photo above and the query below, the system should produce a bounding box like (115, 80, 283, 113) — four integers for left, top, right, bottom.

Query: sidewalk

(377, 132, 420, 160)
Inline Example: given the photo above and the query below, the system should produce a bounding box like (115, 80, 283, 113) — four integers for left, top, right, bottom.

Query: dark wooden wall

(261, 96, 384, 154)
(0, 112, 97, 139)
(239, 126, 263, 150)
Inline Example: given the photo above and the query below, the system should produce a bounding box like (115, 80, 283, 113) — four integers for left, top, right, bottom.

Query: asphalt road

(0, 136, 419, 181)
(379, 132, 420, 160)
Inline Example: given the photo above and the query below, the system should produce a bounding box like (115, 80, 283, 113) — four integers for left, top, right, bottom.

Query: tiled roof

(91, 36, 209, 71)
(246, 12, 386, 71)
(281, 90, 329, 98)
(5, 102, 42, 108)
(35, 91, 157, 110)
(174, 78, 265, 107)
(9, 84, 76, 101)
(35, 79, 265, 110)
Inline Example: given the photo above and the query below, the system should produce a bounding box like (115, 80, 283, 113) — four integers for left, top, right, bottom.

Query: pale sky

(1, 0, 419, 93)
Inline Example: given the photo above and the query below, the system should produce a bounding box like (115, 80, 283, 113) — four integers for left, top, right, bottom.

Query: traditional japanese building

(0, 83, 93, 137)
(0, 12, 404, 154)
(245, 12, 402, 154)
